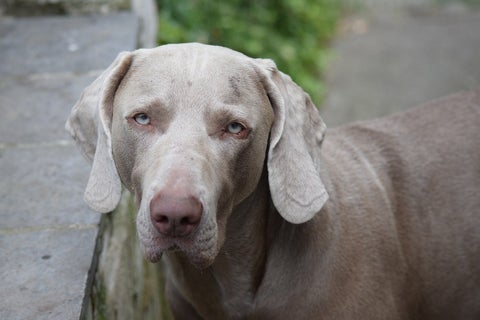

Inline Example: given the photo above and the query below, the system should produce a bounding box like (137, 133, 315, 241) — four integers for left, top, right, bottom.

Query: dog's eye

(133, 113, 150, 125)
(226, 122, 245, 134)
(223, 121, 250, 139)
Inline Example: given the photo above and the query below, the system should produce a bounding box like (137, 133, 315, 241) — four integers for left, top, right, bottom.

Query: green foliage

(156, 0, 342, 104)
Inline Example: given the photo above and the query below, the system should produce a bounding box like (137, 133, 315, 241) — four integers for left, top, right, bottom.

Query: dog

(66, 43, 480, 319)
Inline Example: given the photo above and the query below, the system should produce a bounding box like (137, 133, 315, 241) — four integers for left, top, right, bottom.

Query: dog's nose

(149, 192, 202, 237)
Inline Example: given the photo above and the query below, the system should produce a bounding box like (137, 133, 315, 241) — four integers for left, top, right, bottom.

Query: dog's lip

(142, 242, 184, 262)
(139, 230, 197, 246)
(140, 234, 217, 268)
(140, 236, 193, 261)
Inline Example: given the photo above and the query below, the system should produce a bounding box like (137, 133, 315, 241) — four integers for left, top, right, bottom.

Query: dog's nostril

(157, 215, 169, 224)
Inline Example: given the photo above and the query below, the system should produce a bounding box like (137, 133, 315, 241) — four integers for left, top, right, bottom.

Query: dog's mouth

(140, 233, 218, 269)
(141, 238, 182, 262)
(142, 243, 178, 263)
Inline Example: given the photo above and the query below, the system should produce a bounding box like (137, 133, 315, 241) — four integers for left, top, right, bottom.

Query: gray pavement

(321, 0, 480, 126)
(0, 13, 137, 319)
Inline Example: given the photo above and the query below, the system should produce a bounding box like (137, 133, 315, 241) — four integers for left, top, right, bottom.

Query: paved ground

(320, 0, 480, 126)
(0, 13, 137, 320)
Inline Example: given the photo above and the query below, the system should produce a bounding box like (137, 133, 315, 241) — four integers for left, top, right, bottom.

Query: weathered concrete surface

(0, 0, 130, 16)
(0, 228, 99, 319)
(0, 0, 158, 48)
(0, 13, 142, 320)
(320, 1, 480, 126)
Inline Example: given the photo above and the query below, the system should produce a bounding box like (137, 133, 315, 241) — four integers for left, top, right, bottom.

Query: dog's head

(66, 43, 328, 268)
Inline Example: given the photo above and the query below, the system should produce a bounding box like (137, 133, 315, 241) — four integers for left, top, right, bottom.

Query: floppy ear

(254, 59, 328, 224)
(66, 51, 133, 213)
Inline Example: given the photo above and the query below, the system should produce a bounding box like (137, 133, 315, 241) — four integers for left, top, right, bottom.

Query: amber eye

(133, 113, 150, 125)
(226, 122, 245, 134)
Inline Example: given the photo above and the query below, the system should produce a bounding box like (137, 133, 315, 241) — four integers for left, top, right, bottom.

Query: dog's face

(111, 46, 274, 267)
(66, 43, 328, 269)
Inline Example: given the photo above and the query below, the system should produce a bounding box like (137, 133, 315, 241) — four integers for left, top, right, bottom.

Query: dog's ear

(254, 58, 328, 224)
(66, 51, 133, 213)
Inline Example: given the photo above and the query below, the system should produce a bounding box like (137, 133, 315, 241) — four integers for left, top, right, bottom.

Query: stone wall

(86, 191, 172, 320)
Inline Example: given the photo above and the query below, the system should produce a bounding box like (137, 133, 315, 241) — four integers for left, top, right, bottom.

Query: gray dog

(66, 43, 480, 319)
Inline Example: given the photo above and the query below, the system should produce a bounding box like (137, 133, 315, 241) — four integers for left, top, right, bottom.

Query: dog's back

(322, 88, 480, 319)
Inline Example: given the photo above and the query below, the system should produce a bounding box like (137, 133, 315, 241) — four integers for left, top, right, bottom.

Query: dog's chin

(144, 246, 164, 263)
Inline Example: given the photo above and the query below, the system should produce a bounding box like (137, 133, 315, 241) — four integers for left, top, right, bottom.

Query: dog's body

(67, 43, 480, 319)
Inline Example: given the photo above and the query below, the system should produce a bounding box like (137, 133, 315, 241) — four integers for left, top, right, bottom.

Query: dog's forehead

(117, 44, 265, 111)
(132, 44, 254, 87)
